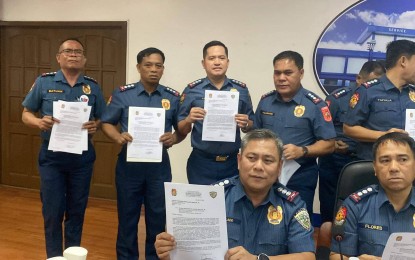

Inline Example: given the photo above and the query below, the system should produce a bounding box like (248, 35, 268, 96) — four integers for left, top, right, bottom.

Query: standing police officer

(330, 132, 415, 259)
(344, 39, 415, 160)
(178, 41, 254, 185)
(101, 48, 185, 260)
(255, 50, 336, 219)
(21, 38, 106, 258)
(319, 61, 386, 224)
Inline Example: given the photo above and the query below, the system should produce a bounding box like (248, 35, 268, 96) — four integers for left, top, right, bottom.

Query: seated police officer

(330, 132, 415, 259)
(155, 129, 315, 260)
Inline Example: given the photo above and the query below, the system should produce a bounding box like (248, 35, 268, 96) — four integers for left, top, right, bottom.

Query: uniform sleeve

(312, 102, 336, 140)
(287, 200, 316, 253)
(330, 199, 360, 257)
(22, 76, 43, 113)
(254, 100, 264, 129)
(172, 96, 180, 131)
(326, 95, 340, 122)
(92, 83, 106, 119)
(344, 87, 369, 126)
(239, 88, 254, 120)
(100, 90, 123, 125)
(178, 86, 192, 121)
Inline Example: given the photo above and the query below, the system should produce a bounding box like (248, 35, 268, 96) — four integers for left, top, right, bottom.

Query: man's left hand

(82, 120, 98, 135)
(225, 246, 256, 260)
(160, 132, 175, 148)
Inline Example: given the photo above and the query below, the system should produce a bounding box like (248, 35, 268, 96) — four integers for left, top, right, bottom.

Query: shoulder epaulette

(261, 90, 277, 100)
(230, 79, 246, 88)
(83, 75, 98, 83)
(187, 79, 203, 88)
(361, 78, 380, 88)
(275, 183, 300, 203)
(164, 87, 180, 97)
(119, 83, 135, 92)
(349, 185, 377, 203)
(331, 87, 351, 99)
(213, 177, 236, 188)
(41, 72, 57, 77)
(305, 91, 323, 104)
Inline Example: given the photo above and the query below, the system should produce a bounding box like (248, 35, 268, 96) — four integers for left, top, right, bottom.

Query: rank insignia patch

(321, 106, 332, 122)
(294, 105, 305, 117)
(349, 93, 359, 108)
(267, 205, 283, 225)
(162, 99, 170, 110)
(335, 206, 347, 226)
(294, 208, 311, 231)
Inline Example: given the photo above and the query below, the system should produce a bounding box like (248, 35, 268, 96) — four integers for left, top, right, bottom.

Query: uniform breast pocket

(44, 94, 66, 113)
(227, 220, 241, 249)
(358, 228, 388, 255)
(285, 117, 310, 129)
(261, 113, 275, 127)
(257, 235, 288, 256)
(191, 98, 204, 109)
(371, 102, 399, 127)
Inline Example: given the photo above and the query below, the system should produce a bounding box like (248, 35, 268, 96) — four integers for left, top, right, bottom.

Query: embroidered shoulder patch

(164, 87, 180, 96)
(84, 75, 98, 83)
(362, 78, 380, 88)
(187, 79, 203, 88)
(230, 79, 246, 88)
(119, 84, 135, 92)
(294, 208, 311, 231)
(349, 186, 375, 203)
(305, 91, 322, 104)
(261, 90, 277, 100)
(41, 72, 57, 77)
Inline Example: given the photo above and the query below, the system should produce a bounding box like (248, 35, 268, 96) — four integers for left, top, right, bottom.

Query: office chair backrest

(333, 160, 378, 218)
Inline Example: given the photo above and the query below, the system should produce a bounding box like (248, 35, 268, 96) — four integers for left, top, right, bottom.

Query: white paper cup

(63, 247, 88, 260)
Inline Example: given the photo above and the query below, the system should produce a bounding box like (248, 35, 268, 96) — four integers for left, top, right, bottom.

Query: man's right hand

(185, 107, 206, 124)
(335, 140, 349, 154)
(115, 132, 133, 145)
(38, 115, 58, 131)
(155, 232, 176, 260)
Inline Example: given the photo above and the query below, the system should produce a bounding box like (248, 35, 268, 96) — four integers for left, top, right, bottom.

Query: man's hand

(358, 254, 382, 260)
(115, 132, 133, 145)
(155, 232, 176, 260)
(225, 246, 256, 260)
(386, 128, 408, 135)
(185, 107, 206, 123)
(283, 144, 303, 160)
(160, 132, 175, 148)
(335, 140, 349, 154)
(82, 120, 99, 135)
(235, 114, 250, 129)
(38, 115, 58, 131)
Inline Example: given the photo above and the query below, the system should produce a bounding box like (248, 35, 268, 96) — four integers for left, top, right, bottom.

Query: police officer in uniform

(178, 40, 254, 185)
(21, 38, 106, 258)
(255, 50, 336, 218)
(101, 48, 185, 260)
(344, 39, 415, 160)
(318, 61, 386, 224)
(330, 132, 415, 259)
(155, 129, 315, 260)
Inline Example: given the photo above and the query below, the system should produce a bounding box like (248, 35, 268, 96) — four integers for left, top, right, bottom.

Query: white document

(127, 106, 165, 162)
(48, 101, 91, 154)
(405, 109, 415, 139)
(164, 182, 228, 260)
(279, 159, 301, 186)
(382, 232, 415, 260)
(202, 90, 239, 142)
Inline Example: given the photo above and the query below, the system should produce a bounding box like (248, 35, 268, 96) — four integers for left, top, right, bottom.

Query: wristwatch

(257, 253, 269, 260)
(302, 146, 309, 157)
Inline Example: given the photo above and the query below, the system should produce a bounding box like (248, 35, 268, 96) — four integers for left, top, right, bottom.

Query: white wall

(1, 0, 357, 184)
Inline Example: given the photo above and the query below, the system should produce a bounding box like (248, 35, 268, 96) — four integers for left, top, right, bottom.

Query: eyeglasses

(59, 49, 84, 56)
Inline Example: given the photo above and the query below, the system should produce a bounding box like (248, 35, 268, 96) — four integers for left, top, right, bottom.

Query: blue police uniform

(319, 86, 358, 222)
(100, 82, 180, 260)
(21, 70, 105, 258)
(254, 87, 336, 217)
(178, 77, 254, 185)
(331, 185, 415, 257)
(345, 75, 415, 160)
(218, 176, 315, 255)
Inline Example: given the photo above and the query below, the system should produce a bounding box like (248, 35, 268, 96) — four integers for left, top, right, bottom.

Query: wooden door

(0, 22, 127, 199)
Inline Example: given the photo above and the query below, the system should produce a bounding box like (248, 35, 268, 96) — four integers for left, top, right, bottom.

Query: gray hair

(241, 129, 283, 159)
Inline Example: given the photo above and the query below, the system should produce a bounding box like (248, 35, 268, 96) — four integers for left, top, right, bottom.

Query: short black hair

(385, 40, 415, 70)
(137, 47, 165, 64)
(241, 129, 284, 160)
(273, 50, 304, 69)
(359, 60, 386, 78)
(372, 132, 415, 160)
(58, 38, 85, 50)
(203, 40, 228, 58)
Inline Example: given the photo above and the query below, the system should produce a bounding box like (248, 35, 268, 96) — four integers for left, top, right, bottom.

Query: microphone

(332, 221, 345, 260)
